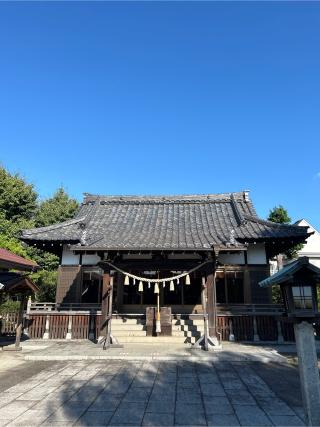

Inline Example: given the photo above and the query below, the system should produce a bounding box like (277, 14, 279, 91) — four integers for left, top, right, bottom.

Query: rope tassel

(138, 281, 143, 292)
(185, 274, 191, 285)
(154, 283, 159, 294)
(170, 280, 175, 291)
(124, 275, 130, 285)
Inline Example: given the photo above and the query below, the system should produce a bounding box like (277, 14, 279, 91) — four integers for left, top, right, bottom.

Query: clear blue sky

(0, 2, 319, 229)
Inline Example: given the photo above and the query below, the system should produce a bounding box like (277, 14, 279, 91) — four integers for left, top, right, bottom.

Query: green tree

(0, 166, 37, 221)
(31, 270, 58, 302)
(0, 212, 32, 258)
(35, 187, 79, 227)
(268, 205, 303, 259)
(0, 168, 80, 304)
(268, 205, 291, 224)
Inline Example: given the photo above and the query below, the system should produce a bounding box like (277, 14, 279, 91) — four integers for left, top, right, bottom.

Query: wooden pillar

(206, 272, 217, 338)
(194, 257, 221, 350)
(66, 314, 72, 339)
(15, 295, 26, 350)
(201, 276, 209, 351)
(24, 296, 32, 337)
(277, 318, 284, 344)
(99, 272, 110, 340)
(105, 276, 114, 347)
(43, 314, 50, 339)
(243, 267, 251, 303)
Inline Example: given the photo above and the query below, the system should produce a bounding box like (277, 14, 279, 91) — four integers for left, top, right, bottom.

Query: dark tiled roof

(259, 257, 320, 287)
(20, 191, 309, 251)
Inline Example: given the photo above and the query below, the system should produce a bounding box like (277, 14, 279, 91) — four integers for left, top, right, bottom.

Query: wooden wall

(56, 266, 82, 304)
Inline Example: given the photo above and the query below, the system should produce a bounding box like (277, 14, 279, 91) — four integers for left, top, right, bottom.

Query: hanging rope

(102, 260, 211, 283)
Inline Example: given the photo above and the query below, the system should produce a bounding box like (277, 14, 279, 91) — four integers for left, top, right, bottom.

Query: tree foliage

(31, 270, 58, 302)
(35, 187, 79, 227)
(0, 166, 79, 304)
(268, 205, 303, 259)
(268, 205, 291, 224)
(0, 212, 31, 258)
(0, 166, 37, 221)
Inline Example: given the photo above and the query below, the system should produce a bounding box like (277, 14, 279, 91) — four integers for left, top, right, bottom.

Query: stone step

(112, 324, 146, 331)
(114, 330, 147, 337)
(115, 336, 198, 344)
(172, 331, 202, 338)
(172, 319, 204, 326)
(172, 325, 204, 332)
(112, 318, 145, 325)
(112, 319, 204, 326)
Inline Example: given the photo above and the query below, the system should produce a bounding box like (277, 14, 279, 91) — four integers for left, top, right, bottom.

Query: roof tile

(21, 191, 309, 250)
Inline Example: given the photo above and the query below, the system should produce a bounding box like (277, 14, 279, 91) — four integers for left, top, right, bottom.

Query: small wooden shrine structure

(0, 248, 38, 350)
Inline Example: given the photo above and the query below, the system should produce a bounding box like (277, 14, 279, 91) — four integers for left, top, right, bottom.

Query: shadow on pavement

(8, 356, 305, 426)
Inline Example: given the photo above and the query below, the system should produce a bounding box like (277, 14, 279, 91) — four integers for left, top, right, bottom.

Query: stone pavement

(13, 340, 291, 363)
(0, 359, 306, 426)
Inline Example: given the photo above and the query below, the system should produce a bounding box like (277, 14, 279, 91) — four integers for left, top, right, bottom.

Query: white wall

(61, 245, 100, 266)
(218, 243, 267, 265)
(297, 220, 320, 257)
(82, 253, 101, 265)
(308, 258, 320, 269)
(60, 243, 267, 266)
(247, 243, 267, 264)
(61, 245, 80, 265)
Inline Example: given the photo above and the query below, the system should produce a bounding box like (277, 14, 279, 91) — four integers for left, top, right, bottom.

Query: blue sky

(0, 2, 319, 229)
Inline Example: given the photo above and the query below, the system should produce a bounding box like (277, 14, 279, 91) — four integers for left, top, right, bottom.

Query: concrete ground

(1, 339, 294, 363)
(0, 340, 306, 426)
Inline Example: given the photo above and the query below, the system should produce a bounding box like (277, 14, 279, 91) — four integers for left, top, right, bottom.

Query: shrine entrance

(121, 270, 203, 311)
(97, 255, 222, 350)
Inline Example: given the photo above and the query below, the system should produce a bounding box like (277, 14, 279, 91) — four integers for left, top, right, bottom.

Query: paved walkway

(0, 359, 306, 426)
(4, 339, 292, 363)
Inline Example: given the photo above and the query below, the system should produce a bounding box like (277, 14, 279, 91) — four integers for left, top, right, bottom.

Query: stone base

(193, 334, 222, 351)
(2, 346, 22, 351)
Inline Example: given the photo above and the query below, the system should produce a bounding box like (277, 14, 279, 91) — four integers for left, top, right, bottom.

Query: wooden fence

(1, 301, 297, 342)
(0, 312, 19, 335)
(22, 311, 295, 342)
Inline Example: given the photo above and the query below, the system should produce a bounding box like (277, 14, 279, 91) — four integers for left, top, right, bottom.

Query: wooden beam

(206, 272, 217, 338)
(99, 259, 209, 272)
(99, 272, 110, 340)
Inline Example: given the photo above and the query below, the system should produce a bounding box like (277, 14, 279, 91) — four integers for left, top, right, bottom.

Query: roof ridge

(230, 193, 247, 226)
(83, 191, 249, 204)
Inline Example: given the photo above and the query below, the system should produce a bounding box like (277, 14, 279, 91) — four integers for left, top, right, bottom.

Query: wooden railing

(0, 312, 19, 335)
(22, 306, 295, 343)
(20, 302, 296, 343)
(29, 302, 101, 313)
(29, 302, 284, 314)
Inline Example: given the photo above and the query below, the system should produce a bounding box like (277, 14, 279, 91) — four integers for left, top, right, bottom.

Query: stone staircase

(111, 315, 204, 344)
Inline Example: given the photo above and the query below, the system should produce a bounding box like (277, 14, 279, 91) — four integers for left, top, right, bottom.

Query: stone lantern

(260, 257, 320, 426)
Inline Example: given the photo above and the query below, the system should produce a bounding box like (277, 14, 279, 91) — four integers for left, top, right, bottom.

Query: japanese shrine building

(21, 191, 309, 316)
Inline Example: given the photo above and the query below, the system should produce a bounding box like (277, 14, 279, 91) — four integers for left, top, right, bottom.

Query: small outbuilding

(260, 256, 320, 319)
(0, 248, 38, 350)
